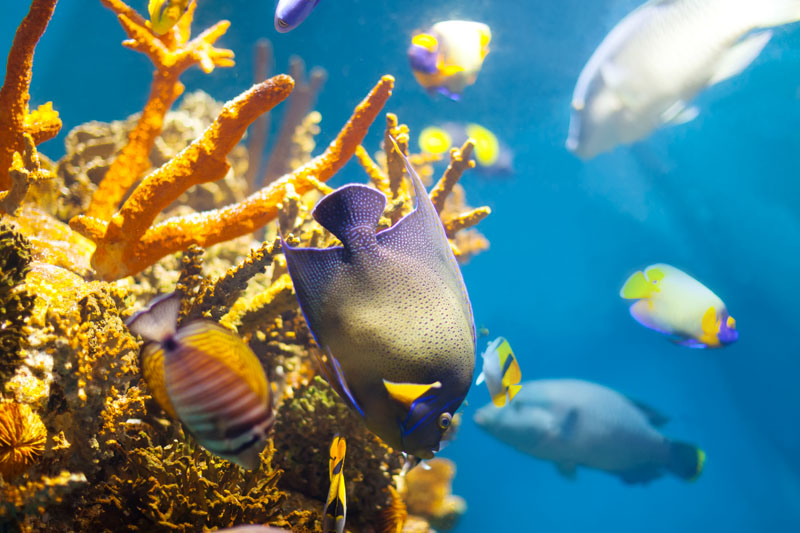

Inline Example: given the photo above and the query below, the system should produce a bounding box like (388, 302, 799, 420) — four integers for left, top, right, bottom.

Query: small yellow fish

(419, 122, 513, 176)
(148, 0, 193, 35)
(476, 337, 522, 407)
(620, 264, 738, 348)
(126, 292, 273, 469)
(323, 435, 347, 533)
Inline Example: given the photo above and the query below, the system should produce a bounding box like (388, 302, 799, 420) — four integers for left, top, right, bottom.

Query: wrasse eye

(438, 412, 452, 430)
(277, 18, 289, 28)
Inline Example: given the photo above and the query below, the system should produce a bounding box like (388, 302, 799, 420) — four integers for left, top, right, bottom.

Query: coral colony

(0, 1, 490, 531)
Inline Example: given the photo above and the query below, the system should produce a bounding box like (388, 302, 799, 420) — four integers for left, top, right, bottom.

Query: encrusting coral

(0, 0, 61, 196)
(86, 0, 235, 221)
(0, 223, 34, 387)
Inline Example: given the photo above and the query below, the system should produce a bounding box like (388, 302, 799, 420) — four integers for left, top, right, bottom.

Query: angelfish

(620, 263, 738, 348)
(281, 139, 476, 460)
(126, 292, 274, 469)
(323, 435, 347, 533)
(475, 379, 706, 484)
(148, 0, 193, 35)
(408, 20, 491, 101)
(476, 337, 522, 407)
(567, 0, 800, 159)
(274, 0, 321, 33)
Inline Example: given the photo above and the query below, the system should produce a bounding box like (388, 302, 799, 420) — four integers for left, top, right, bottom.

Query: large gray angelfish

(281, 143, 475, 459)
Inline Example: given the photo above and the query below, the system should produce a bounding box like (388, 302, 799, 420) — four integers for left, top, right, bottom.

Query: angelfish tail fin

(754, 0, 800, 27)
(667, 441, 706, 481)
(312, 184, 386, 251)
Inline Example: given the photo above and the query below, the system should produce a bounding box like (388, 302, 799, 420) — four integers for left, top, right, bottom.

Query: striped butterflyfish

(476, 337, 522, 407)
(126, 292, 274, 469)
(323, 435, 347, 533)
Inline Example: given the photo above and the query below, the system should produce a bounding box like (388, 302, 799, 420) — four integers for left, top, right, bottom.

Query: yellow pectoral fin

(701, 306, 718, 335)
(507, 384, 522, 403)
(383, 380, 442, 410)
(620, 270, 659, 299)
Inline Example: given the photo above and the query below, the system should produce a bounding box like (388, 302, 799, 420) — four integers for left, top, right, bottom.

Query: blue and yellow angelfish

(408, 20, 491, 101)
(148, 0, 193, 35)
(620, 263, 738, 349)
(323, 435, 347, 533)
(419, 122, 514, 176)
(476, 337, 522, 407)
(281, 137, 475, 460)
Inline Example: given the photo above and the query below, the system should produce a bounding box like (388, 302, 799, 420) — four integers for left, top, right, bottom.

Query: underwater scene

(1, 0, 800, 531)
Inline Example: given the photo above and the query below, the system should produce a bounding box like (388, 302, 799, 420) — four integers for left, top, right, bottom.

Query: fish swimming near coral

(408, 20, 491, 101)
(566, 0, 800, 159)
(148, 0, 193, 35)
(281, 138, 476, 460)
(419, 122, 514, 176)
(476, 337, 522, 407)
(274, 0, 321, 33)
(323, 435, 347, 533)
(474, 379, 705, 484)
(620, 263, 738, 348)
(126, 292, 274, 469)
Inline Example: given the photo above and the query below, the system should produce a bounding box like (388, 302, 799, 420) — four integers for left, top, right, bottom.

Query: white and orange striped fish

(126, 292, 273, 469)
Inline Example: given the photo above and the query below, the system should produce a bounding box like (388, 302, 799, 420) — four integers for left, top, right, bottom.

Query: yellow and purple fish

(476, 337, 522, 407)
(281, 139, 475, 460)
(620, 264, 738, 348)
(148, 0, 192, 35)
(419, 122, 514, 176)
(408, 20, 491, 101)
(126, 292, 274, 468)
(274, 0, 321, 33)
(323, 435, 347, 533)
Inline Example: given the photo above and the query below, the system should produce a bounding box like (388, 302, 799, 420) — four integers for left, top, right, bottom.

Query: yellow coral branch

(355, 145, 390, 194)
(430, 140, 476, 214)
(71, 75, 295, 280)
(87, 0, 235, 221)
(0, 133, 50, 215)
(0, 0, 59, 192)
(444, 206, 491, 238)
(384, 114, 409, 198)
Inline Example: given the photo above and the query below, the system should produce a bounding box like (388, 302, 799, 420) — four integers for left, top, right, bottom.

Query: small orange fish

(126, 292, 273, 469)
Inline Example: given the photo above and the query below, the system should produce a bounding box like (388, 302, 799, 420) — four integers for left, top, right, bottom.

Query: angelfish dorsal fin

(383, 380, 442, 410)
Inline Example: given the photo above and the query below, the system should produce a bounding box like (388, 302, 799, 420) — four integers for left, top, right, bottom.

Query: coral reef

(0, 0, 492, 531)
(404, 458, 467, 531)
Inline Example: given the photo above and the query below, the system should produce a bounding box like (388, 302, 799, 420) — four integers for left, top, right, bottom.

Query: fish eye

(277, 18, 289, 28)
(438, 412, 452, 430)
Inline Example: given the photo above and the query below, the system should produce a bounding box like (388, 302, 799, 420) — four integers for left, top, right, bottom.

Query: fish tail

(311, 184, 386, 250)
(126, 292, 181, 342)
(667, 441, 705, 481)
(754, 0, 800, 28)
(507, 383, 522, 403)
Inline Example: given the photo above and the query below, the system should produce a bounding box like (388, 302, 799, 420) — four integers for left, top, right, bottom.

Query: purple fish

(274, 0, 321, 32)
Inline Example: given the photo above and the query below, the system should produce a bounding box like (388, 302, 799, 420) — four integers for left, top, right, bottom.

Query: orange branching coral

(0, 134, 52, 215)
(0, 0, 61, 193)
(87, 0, 235, 221)
(404, 458, 466, 531)
(73, 75, 393, 281)
(70, 75, 295, 280)
(0, 401, 47, 479)
(430, 140, 476, 214)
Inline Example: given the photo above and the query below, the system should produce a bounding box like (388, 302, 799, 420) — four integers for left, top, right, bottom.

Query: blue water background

(3, 1, 800, 531)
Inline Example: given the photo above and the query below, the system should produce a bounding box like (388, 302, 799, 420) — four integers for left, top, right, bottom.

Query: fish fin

(708, 31, 772, 87)
(436, 86, 462, 101)
(497, 339, 522, 387)
(619, 270, 658, 299)
(560, 408, 579, 440)
(323, 436, 347, 533)
(627, 397, 670, 427)
(322, 348, 365, 418)
(281, 239, 345, 341)
(126, 292, 181, 342)
(673, 337, 708, 349)
(176, 321, 270, 403)
(383, 379, 442, 410)
(475, 371, 485, 385)
(491, 392, 507, 407)
(328, 434, 346, 480)
(701, 306, 718, 335)
(555, 462, 577, 480)
(312, 184, 386, 253)
(379, 137, 475, 343)
(660, 100, 699, 126)
(507, 384, 522, 403)
(140, 343, 179, 419)
(667, 441, 705, 482)
(753, 0, 800, 28)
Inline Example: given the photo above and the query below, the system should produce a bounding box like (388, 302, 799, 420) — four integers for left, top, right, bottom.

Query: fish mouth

(274, 17, 291, 32)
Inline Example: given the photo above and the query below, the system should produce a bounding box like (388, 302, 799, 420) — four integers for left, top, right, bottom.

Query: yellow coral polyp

(0, 402, 47, 479)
